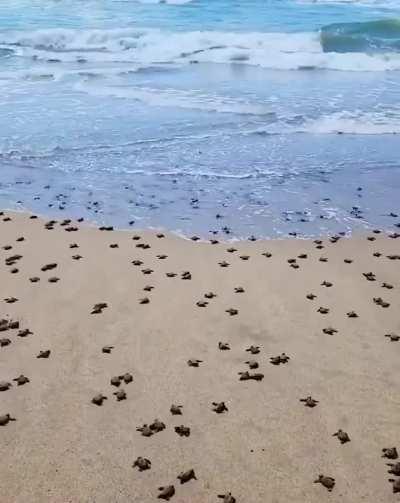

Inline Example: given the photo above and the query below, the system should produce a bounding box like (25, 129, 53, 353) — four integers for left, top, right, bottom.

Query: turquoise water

(1, 0, 400, 237)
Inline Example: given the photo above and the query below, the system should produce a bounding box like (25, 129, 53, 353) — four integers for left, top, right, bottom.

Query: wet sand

(0, 211, 398, 502)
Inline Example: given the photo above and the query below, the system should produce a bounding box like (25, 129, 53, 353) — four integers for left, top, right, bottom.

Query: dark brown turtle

(323, 327, 337, 335)
(109, 243, 119, 249)
(2, 245, 12, 250)
(317, 306, 329, 314)
(4, 297, 18, 304)
(10, 268, 19, 274)
(157, 485, 175, 500)
(321, 281, 332, 287)
(132, 260, 143, 266)
(238, 371, 264, 381)
(314, 475, 335, 492)
(300, 396, 319, 407)
(0, 414, 16, 426)
(8, 321, 19, 329)
(218, 342, 230, 351)
(234, 286, 245, 293)
(382, 447, 398, 460)
(156, 233, 165, 238)
(270, 353, 290, 365)
(41, 263, 57, 272)
(72, 254, 82, 260)
(139, 297, 150, 304)
(382, 282, 393, 289)
(347, 311, 358, 318)
(226, 247, 237, 253)
(132, 235, 141, 241)
(333, 429, 350, 444)
(298, 253, 308, 259)
(13, 375, 29, 386)
(262, 252, 272, 258)
(187, 359, 202, 367)
(17, 329, 33, 337)
(48, 276, 60, 283)
(133, 457, 151, 471)
(157, 254, 167, 259)
(196, 300, 208, 307)
(204, 292, 217, 299)
(385, 333, 399, 342)
(141, 268, 153, 275)
(287, 258, 296, 264)
(225, 308, 238, 316)
(102, 345, 114, 353)
(143, 285, 154, 292)
(212, 402, 228, 413)
(389, 478, 400, 493)
(0, 338, 11, 347)
(363, 272, 376, 281)
(175, 425, 190, 437)
(110, 376, 122, 387)
(191, 236, 200, 241)
(69, 243, 79, 248)
(344, 258, 353, 264)
(306, 293, 316, 300)
(373, 297, 390, 308)
(113, 389, 127, 401)
(91, 302, 107, 314)
(181, 271, 191, 280)
(91, 394, 107, 406)
(319, 257, 328, 263)
(120, 373, 133, 384)
(218, 492, 236, 503)
(0, 381, 11, 391)
(373, 252, 382, 257)
(219, 261, 229, 268)
(387, 462, 400, 476)
(29, 276, 40, 283)
(136, 243, 151, 250)
(246, 345, 260, 355)
(245, 360, 259, 369)
(240, 255, 250, 261)
(177, 469, 197, 484)
(16, 237, 25, 242)
(150, 419, 166, 432)
(166, 272, 177, 278)
(367, 236, 376, 241)
(210, 239, 219, 245)
(170, 404, 182, 415)
(290, 263, 299, 269)
(136, 424, 153, 437)
(387, 254, 400, 260)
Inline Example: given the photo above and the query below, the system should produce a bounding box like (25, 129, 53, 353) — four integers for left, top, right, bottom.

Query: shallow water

(1, 0, 400, 237)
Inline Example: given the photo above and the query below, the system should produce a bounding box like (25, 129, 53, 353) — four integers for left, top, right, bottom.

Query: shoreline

(0, 209, 398, 502)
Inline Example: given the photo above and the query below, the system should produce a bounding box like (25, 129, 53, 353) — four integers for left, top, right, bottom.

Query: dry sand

(0, 210, 399, 502)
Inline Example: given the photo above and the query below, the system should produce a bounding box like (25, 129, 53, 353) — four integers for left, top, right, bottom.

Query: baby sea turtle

(321, 281, 332, 287)
(157, 254, 167, 259)
(102, 345, 114, 353)
(92, 394, 107, 406)
(290, 263, 299, 269)
(387, 462, 400, 476)
(143, 285, 154, 292)
(287, 258, 296, 264)
(314, 475, 335, 492)
(367, 236, 376, 241)
(113, 389, 127, 401)
(240, 255, 250, 261)
(218, 342, 230, 351)
(132, 260, 143, 266)
(0, 338, 11, 347)
(262, 252, 272, 258)
(191, 236, 200, 241)
(387, 254, 400, 260)
(177, 469, 197, 484)
(389, 478, 400, 493)
(170, 404, 183, 415)
(187, 359, 202, 367)
(344, 258, 353, 264)
(300, 396, 319, 407)
(245, 360, 259, 369)
(347, 311, 358, 318)
(136, 243, 150, 250)
(181, 271, 192, 280)
(29, 277, 40, 283)
(218, 492, 236, 503)
(227, 247, 237, 253)
(382, 447, 398, 460)
(196, 300, 208, 307)
(306, 294, 316, 300)
(238, 371, 264, 381)
(133, 457, 151, 471)
(4, 297, 18, 304)
(141, 268, 153, 275)
(246, 345, 260, 355)
(270, 353, 290, 365)
(41, 263, 57, 272)
(0, 381, 11, 391)
(36, 349, 51, 358)
(319, 257, 328, 262)
(225, 308, 238, 316)
(17, 329, 33, 337)
(175, 425, 190, 437)
(157, 485, 175, 500)
(333, 429, 350, 444)
(150, 419, 166, 432)
(373, 252, 382, 258)
(382, 282, 393, 289)
(157, 233, 165, 238)
(136, 424, 153, 437)
(13, 375, 29, 386)
(132, 235, 141, 241)
(373, 297, 390, 308)
(0, 414, 16, 426)
(139, 297, 150, 304)
(212, 402, 228, 413)
(385, 333, 399, 342)
(323, 327, 337, 335)
(166, 272, 177, 278)
(210, 239, 219, 245)
(204, 292, 217, 299)
(91, 302, 107, 314)
(10, 268, 19, 274)
(69, 243, 79, 248)
(298, 253, 308, 259)
(219, 261, 229, 268)
(72, 254, 82, 260)
(317, 307, 329, 314)
(8, 321, 19, 329)
(363, 272, 376, 281)
(120, 373, 133, 384)
(110, 376, 122, 387)
(48, 276, 60, 283)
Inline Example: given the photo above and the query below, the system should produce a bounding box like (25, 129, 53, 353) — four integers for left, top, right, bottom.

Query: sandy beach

(0, 210, 399, 502)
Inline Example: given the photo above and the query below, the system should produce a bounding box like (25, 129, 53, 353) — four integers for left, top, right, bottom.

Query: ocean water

(1, 0, 400, 238)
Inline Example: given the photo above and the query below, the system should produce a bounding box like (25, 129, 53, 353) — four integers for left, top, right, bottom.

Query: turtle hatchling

(314, 475, 335, 492)
(114, 389, 127, 401)
(387, 462, 400, 476)
(150, 419, 166, 432)
(218, 492, 236, 503)
(177, 469, 197, 484)
(0, 414, 16, 426)
(133, 457, 151, 471)
(300, 396, 319, 407)
(212, 402, 228, 413)
(245, 360, 259, 369)
(13, 375, 29, 386)
(92, 394, 107, 406)
(175, 425, 190, 437)
(170, 404, 182, 415)
(333, 429, 350, 444)
(246, 345, 260, 355)
(382, 447, 398, 460)
(157, 485, 175, 500)
(110, 376, 121, 387)
(0, 381, 11, 391)
(120, 373, 133, 384)
(136, 424, 153, 437)
(187, 359, 202, 367)
(385, 333, 399, 342)
(37, 350, 51, 358)
(218, 342, 230, 350)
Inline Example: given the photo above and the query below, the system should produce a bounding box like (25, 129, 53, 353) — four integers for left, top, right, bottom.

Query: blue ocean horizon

(1, 0, 400, 238)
